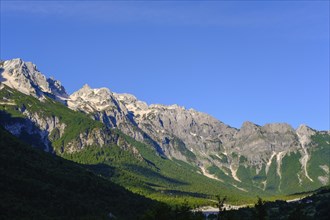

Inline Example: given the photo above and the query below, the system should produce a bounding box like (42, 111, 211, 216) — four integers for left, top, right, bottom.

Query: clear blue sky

(1, 1, 329, 130)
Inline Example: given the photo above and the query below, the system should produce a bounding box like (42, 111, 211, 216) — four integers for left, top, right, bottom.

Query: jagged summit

(262, 123, 295, 133)
(81, 83, 92, 90)
(0, 58, 68, 102)
(0, 58, 329, 193)
(68, 84, 117, 113)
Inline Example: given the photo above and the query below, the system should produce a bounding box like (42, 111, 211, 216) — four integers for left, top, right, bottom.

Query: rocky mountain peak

(1, 58, 329, 193)
(0, 58, 68, 102)
(296, 124, 316, 145)
(114, 93, 138, 103)
(68, 85, 120, 113)
(236, 121, 260, 138)
(68, 87, 141, 137)
(262, 123, 295, 134)
(114, 93, 149, 112)
(81, 83, 92, 91)
(47, 77, 68, 100)
(296, 124, 315, 135)
(70, 84, 112, 98)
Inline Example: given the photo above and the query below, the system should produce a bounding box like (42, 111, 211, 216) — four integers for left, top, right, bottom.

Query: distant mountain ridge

(1, 58, 329, 196)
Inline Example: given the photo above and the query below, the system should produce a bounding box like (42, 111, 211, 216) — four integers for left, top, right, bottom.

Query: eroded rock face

(67, 85, 147, 146)
(0, 59, 68, 102)
(231, 122, 300, 157)
(65, 83, 325, 174)
(1, 58, 329, 189)
(2, 110, 67, 153)
(114, 93, 238, 161)
(296, 124, 316, 146)
(68, 84, 130, 128)
(2, 59, 313, 165)
(68, 85, 120, 113)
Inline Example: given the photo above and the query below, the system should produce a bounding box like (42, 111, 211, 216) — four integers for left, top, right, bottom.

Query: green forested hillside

(62, 131, 262, 205)
(0, 86, 104, 151)
(0, 85, 329, 210)
(0, 126, 156, 220)
(0, 86, 265, 205)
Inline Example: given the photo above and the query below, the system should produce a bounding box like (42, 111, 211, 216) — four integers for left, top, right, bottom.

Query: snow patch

(276, 151, 286, 179)
(200, 167, 223, 182)
(230, 164, 241, 182)
(265, 151, 276, 175)
(232, 184, 248, 192)
(297, 132, 313, 182)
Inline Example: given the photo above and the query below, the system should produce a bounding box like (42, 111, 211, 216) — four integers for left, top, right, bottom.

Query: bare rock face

(113, 93, 238, 162)
(67, 85, 149, 147)
(0, 59, 68, 102)
(67, 84, 130, 128)
(296, 124, 316, 146)
(47, 77, 68, 101)
(3, 109, 67, 153)
(68, 85, 119, 113)
(232, 122, 299, 155)
(220, 122, 305, 176)
(235, 121, 261, 138)
(1, 58, 328, 190)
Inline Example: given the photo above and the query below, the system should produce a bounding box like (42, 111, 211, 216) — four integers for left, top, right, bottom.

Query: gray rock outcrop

(0, 58, 68, 102)
(1, 58, 329, 190)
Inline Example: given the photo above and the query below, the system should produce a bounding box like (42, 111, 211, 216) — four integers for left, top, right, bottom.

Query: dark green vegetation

(0, 86, 104, 151)
(1, 84, 329, 219)
(0, 126, 156, 220)
(307, 133, 330, 188)
(0, 125, 230, 220)
(63, 131, 257, 205)
(232, 137, 330, 196)
(140, 200, 205, 220)
(0, 86, 258, 205)
(216, 186, 330, 220)
(280, 152, 304, 193)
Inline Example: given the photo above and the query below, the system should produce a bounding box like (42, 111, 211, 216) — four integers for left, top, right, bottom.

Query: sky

(0, 0, 329, 130)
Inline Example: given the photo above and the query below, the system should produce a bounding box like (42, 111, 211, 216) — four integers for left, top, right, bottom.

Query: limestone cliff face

(113, 93, 238, 161)
(112, 94, 328, 188)
(0, 103, 109, 153)
(67, 85, 149, 148)
(1, 58, 329, 191)
(228, 122, 300, 161)
(2, 109, 66, 153)
(0, 59, 68, 102)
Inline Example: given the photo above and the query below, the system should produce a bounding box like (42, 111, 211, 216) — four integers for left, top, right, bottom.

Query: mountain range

(1, 58, 329, 206)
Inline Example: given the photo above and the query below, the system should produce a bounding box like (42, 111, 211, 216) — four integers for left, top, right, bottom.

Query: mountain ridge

(1, 58, 329, 197)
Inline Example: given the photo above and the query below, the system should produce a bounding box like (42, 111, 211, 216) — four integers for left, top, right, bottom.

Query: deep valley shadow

(0, 110, 53, 152)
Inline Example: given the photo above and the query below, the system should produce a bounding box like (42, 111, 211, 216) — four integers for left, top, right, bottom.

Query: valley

(0, 59, 329, 219)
